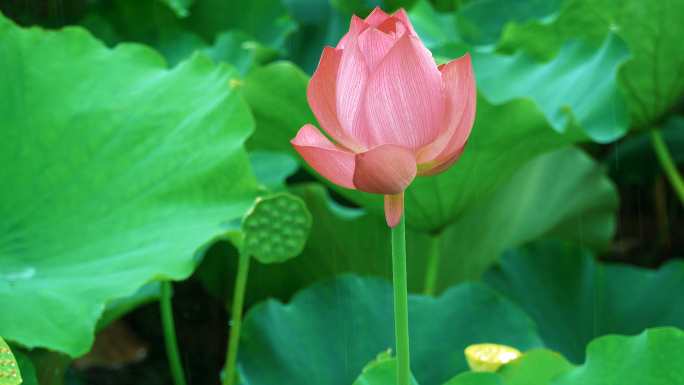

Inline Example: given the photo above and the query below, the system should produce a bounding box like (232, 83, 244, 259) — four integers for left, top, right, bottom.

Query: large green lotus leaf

(495, 0, 684, 131)
(239, 275, 543, 385)
(455, 0, 565, 47)
(351, 358, 419, 385)
(196, 145, 617, 307)
(551, 328, 684, 385)
(0, 15, 262, 356)
(428, 146, 618, 292)
(482, 240, 684, 363)
(242, 62, 588, 233)
(408, 0, 461, 49)
(605, 116, 684, 186)
(411, 0, 630, 144)
(443, 372, 504, 385)
(496, 350, 574, 385)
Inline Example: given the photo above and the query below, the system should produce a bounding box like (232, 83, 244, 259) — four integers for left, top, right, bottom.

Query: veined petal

(390, 8, 418, 36)
(364, 7, 391, 28)
(358, 27, 396, 72)
(376, 17, 407, 36)
(417, 142, 466, 177)
(308, 47, 365, 152)
(416, 54, 476, 166)
(384, 192, 404, 228)
(352, 144, 416, 195)
(336, 19, 373, 149)
(364, 33, 445, 150)
(291, 124, 356, 190)
(337, 15, 367, 49)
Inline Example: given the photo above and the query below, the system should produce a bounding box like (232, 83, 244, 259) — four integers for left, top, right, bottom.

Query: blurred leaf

(81, 0, 208, 67)
(483, 240, 684, 363)
(242, 62, 589, 232)
(239, 275, 543, 385)
(408, 0, 460, 48)
(248, 152, 300, 193)
(0, 15, 261, 356)
(495, 0, 684, 131)
(200, 31, 259, 76)
(427, 146, 618, 291)
(181, 0, 297, 52)
(456, 0, 565, 47)
(605, 116, 684, 186)
(13, 349, 38, 385)
(206, 145, 617, 305)
(551, 328, 684, 385)
(157, 0, 196, 18)
(416, 4, 631, 143)
(95, 282, 162, 332)
(496, 350, 574, 385)
(286, 0, 349, 75)
(443, 372, 504, 385)
(352, 358, 419, 385)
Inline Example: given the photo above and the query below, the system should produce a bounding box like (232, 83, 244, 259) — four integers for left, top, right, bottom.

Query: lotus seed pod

(0, 337, 22, 384)
(242, 193, 312, 264)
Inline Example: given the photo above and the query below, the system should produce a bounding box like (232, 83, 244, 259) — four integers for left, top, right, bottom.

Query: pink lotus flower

(291, 7, 476, 228)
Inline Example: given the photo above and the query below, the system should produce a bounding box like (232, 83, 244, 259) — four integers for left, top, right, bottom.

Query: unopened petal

(308, 46, 365, 152)
(358, 27, 396, 72)
(364, 7, 391, 28)
(336, 19, 373, 149)
(336, 15, 366, 49)
(364, 33, 445, 150)
(376, 17, 406, 35)
(416, 54, 476, 167)
(417, 142, 466, 177)
(384, 192, 404, 228)
(291, 125, 357, 190)
(352, 144, 416, 195)
(390, 8, 418, 36)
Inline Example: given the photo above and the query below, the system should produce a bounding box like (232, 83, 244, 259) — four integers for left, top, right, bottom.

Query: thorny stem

(160, 280, 187, 385)
(392, 213, 411, 385)
(223, 250, 251, 385)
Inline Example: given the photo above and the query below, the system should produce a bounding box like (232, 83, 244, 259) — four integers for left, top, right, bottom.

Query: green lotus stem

(392, 213, 411, 385)
(651, 129, 684, 207)
(223, 250, 251, 385)
(423, 232, 443, 296)
(160, 280, 187, 385)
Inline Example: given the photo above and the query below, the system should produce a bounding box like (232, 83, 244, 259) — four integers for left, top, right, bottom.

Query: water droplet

(0, 262, 36, 281)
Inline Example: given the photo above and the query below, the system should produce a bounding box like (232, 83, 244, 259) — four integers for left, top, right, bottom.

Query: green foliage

(456, 0, 565, 46)
(496, 350, 574, 385)
(483, 241, 684, 363)
(606, 117, 684, 186)
(238, 275, 542, 385)
(0, 14, 262, 357)
(95, 282, 162, 331)
(492, 328, 684, 385)
(2, 0, 683, 383)
(352, 358, 420, 385)
(494, 0, 684, 131)
(443, 372, 504, 385)
(242, 62, 597, 232)
(551, 328, 684, 385)
(196, 146, 617, 306)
